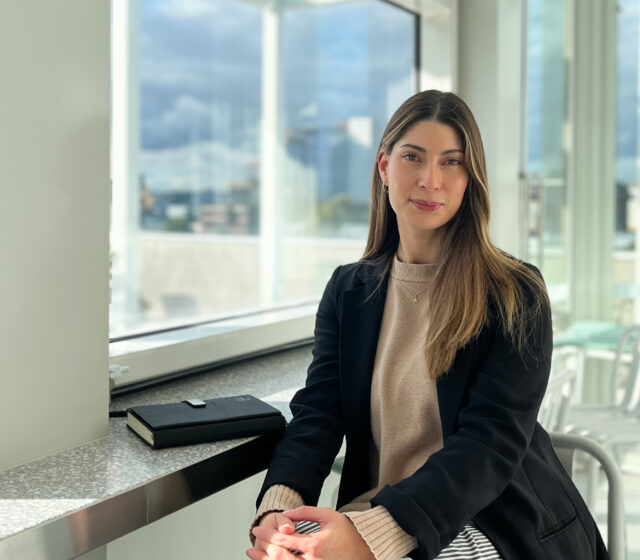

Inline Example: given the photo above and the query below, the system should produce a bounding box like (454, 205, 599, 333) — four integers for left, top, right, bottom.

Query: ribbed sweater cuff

(256, 484, 305, 519)
(344, 505, 417, 560)
(250, 485, 305, 545)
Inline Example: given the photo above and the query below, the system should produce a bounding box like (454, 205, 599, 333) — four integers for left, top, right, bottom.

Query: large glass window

(110, 0, 417, 337)
(524, 0, 570, 326)
(614, 0, 640, 324)
(615, 0, 639, 250)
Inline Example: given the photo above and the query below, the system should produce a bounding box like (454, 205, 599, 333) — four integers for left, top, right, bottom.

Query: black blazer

(258, 260, 608, 559)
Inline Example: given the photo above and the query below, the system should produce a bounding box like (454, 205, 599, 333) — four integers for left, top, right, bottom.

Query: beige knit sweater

(255, 255, 442, 560)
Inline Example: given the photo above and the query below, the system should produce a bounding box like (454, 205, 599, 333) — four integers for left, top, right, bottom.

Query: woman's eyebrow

(399, 144, 463, 155)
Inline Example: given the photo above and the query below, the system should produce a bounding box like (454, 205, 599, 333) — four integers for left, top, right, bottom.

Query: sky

(137, 0, 415, 198)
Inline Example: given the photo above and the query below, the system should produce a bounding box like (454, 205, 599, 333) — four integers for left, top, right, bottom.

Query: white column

(457, 0, 524, 258)
(567, 0, 616, 322)
(565, 0, 616, 403)
(419, 0, 458, 92)
(0, 0, 110, 470)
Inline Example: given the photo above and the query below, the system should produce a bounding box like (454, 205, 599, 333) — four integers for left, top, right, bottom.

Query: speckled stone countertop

(0, 344, 311, 548)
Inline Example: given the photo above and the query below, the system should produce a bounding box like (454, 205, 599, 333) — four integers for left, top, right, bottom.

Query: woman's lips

(410, 199, 443, 211)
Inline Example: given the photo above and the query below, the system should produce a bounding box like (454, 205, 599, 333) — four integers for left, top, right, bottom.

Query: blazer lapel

(339, 264, 388, 439)
(436, 364, 466, 441)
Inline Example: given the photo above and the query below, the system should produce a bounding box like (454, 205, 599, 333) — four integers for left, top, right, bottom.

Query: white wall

(419, 0, 458, 92)
(106, 468, 342, 559)
(107, 474, 265, 559)
(0, 2, 110, 470)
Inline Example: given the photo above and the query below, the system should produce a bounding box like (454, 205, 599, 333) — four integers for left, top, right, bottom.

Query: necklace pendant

(413, 295, 418, 303)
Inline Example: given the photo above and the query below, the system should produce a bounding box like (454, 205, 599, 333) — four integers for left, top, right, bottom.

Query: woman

(247, 90, 608, 560)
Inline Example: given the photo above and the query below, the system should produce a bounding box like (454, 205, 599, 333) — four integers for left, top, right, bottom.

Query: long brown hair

(362, 90, 549, 378)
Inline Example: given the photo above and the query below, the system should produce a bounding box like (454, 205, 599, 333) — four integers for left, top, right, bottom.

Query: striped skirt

(435, 523, 502, 559)
(294, 520, 502, 559)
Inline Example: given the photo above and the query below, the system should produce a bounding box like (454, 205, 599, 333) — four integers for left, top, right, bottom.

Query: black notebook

(126, 395, 286, 449)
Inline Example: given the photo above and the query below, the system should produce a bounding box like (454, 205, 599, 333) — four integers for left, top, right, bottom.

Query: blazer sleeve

(371, 268, 553, 560)
(256, 266, 345, 508)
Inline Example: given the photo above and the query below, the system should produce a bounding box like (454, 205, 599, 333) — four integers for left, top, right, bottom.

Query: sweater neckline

(391, 253, 438, 283)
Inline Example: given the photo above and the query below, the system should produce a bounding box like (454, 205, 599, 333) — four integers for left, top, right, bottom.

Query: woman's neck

(396, 232, 442, 265)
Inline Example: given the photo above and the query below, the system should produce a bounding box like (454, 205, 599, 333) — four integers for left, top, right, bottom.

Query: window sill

(109, 303, 317, 388)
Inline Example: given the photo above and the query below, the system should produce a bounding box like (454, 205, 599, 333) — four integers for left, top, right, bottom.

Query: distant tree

(164, 218, 190, 232)
(317, 193, 369, 230)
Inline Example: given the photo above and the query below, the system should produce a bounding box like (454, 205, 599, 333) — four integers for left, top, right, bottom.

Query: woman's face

(378, 119, 469, 240)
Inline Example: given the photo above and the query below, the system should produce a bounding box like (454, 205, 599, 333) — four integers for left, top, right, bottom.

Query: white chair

(538, 367, 577, 432)
(565, 325, 640, 429)
(564, 325, 640, 511)
(549, 433, 626, 560)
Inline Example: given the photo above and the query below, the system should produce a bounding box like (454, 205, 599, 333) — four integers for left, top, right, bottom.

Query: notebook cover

(126, 394, 286, 448)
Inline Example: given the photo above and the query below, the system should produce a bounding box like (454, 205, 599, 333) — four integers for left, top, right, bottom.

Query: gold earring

(383, 183, 389, 194)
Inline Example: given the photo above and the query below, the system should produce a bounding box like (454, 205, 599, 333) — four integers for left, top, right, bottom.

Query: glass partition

(614, 0, 640, 325)
(524, 0, 570, 328)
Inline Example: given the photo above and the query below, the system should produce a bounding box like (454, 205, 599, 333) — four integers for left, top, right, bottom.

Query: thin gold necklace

(391, 274, 431, 303)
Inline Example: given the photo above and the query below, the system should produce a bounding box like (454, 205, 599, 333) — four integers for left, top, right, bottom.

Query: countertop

(0, 344, 312, 559)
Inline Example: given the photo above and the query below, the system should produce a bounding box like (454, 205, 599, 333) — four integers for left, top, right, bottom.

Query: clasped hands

(247, 506, 375, 560)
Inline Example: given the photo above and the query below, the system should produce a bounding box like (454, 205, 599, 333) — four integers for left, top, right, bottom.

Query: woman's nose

(419, 163, 441, 190)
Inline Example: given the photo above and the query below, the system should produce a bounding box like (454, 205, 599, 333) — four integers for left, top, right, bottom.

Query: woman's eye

(445, 158, 462, 166)
(403, 153, 419, 162)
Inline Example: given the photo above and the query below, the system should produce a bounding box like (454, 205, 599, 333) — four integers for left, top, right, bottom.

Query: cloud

(141, 138, 259, 193)
(156, 0, 226, 20)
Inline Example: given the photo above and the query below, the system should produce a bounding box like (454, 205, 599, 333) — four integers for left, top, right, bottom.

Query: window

(110, 0, 417, 343)
(613, 0, 640, 323)
(523, 0, 570, 326)
(615, 0, 639, 254)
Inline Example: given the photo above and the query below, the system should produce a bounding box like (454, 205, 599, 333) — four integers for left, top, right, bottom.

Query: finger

(255, 537, 297, 556)
(283, 505, 335, 524)
(246, 547, 273, 560)
(253, 538, 271, 553)
(266, 542, 301, 560)
(252, 526, 309, 550)
(274, 513, 295, 534)
(246, 544, 299, 560)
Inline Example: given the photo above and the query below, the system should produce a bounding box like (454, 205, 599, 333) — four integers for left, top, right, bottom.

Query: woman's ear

(377, 150, 389, 185)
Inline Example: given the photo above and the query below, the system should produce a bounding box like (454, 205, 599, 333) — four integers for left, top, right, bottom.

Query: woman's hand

(252, 511, 296, 557)
(259, 511, 296, 534)
(247, 506, 375, 560)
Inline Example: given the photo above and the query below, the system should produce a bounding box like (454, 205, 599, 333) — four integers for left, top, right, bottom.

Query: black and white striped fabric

(434, 523, 502, 559)
(289, 521, 321, 555)
(293, 520, 322, 536)
(291, 521, 502, 559)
